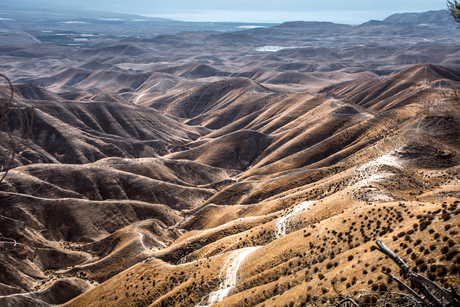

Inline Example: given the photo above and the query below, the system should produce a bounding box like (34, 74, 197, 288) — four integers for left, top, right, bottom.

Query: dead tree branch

(336, 298, 360, 307)
(375, 239, 460, 307)
(383, 272, 430, 307)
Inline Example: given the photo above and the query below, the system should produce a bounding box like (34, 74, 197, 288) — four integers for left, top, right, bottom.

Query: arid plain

(0, 7, 460, 307)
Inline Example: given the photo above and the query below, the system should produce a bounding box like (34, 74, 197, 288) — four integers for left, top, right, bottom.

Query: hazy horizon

(141, 10, 428, 24)
(8, 0, 446, 24)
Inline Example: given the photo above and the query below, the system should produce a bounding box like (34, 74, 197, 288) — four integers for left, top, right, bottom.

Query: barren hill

(1, 61, 460, 306)
(320, 63, 460, 111)
(1, 84, 208, 168)
(150, 78, 271, 120)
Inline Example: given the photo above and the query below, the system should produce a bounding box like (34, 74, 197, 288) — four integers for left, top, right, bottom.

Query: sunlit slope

(63, 198, 460, 307)
(321, 63, 460, 111)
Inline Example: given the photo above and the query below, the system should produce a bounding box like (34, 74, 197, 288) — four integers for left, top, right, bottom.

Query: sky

(12, 0, 447, 24)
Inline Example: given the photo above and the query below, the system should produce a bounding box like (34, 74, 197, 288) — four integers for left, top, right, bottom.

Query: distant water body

(143, 10, 403, 25)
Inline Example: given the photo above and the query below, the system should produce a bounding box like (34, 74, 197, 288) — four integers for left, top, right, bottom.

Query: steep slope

(63, 198, 460, 307)
(0, 83, 64, 102)
(321, 63, 460, 111)
(166, 130, 273, 171)
(0, 156, 230, 299)
(149, 77, 272, 119)
(2, 84, 209, 168)
(3, 164, 215, 209)
(159, 63, 230, 78)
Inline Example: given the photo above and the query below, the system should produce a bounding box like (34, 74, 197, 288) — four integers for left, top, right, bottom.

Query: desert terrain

(0, 6, 459, 307)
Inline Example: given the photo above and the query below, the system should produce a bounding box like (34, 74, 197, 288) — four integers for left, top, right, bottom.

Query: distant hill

(204, 33, 262, 46)
(383, 9, 452, 26)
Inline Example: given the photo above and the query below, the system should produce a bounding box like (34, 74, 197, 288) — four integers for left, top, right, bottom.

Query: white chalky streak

(135, 93, 145, 104)
(196, 246, 261, 306)
(275, 201, 315, 238)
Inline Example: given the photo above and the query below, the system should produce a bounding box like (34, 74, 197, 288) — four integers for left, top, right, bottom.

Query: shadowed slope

(0, 191, 182, 242)
(159, 63, 230, 78)
(94, 157, 229, 186)
(0, 154, 231, 298)
(0, 278, 92, 307)
(149, 77, 271, 119)
(3, 162, 216, 209)
(61, 219, 183, 282)
(0, 84, 64, 102)
(4, 85, 209, 166)
(183, 92, 288, 130)
(166, 130, 273, 170)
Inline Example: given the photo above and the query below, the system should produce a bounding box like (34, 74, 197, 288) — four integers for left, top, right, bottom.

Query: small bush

(446, 250, 457, 261)
(441, 246, 449, 254)
(420, 263, 428, 272)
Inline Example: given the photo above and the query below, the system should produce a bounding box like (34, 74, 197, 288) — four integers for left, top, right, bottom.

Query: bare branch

(383, 272, 431, 307)
(375, 240, 445, 307)
(375, 239, 411, 275)
(410, 274, 456, 306)
(336, 298, 360, 307)
(331, 277, 344, 299)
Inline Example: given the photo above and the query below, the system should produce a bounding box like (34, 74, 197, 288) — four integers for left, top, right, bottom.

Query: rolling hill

(1, 62, 460, 306)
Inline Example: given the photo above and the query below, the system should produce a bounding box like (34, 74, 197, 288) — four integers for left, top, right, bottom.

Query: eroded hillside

(0, 61, 459, 306)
